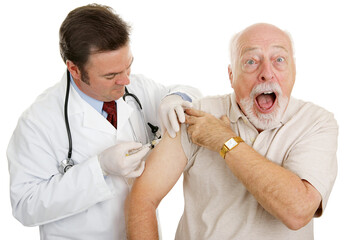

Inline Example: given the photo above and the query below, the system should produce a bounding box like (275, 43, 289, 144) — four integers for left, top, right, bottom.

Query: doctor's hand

(160, 94, 192, 138)
(98, 141, 150, 178)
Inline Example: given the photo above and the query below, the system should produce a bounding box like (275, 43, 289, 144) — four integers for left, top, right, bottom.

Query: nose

(259, 60, 274, 81)
(115, 73, 130, 85)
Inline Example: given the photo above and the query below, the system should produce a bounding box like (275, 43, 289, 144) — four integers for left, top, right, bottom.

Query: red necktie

(102, 101, 117, 129)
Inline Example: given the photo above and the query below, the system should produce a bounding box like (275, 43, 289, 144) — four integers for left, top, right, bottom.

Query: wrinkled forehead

(238, 24, 293, 56)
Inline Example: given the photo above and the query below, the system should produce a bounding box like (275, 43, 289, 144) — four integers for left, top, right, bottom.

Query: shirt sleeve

(283, 107, 338, 216)
(180, 100, 203, 171)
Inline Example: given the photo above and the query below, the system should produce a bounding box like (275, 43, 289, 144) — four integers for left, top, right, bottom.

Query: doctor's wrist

(170, 92, 192, 102)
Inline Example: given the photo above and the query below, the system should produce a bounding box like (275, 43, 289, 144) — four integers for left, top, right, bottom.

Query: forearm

(185, 108, 323, 229)
(125, 192, 159, 240)
(226, 143, 321, 230)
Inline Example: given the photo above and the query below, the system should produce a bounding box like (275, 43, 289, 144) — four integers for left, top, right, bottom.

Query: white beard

(239, 82, 289, 130)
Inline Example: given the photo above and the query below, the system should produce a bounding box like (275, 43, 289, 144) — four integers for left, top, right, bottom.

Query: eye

(276, 57, 285, 63)
(242, 58, 259, 73)
(246, 59, 255, 65)
(104, 74, 117, 80)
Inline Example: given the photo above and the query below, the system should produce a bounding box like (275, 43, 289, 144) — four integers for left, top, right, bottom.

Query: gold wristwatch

(220, 136, 243, 159)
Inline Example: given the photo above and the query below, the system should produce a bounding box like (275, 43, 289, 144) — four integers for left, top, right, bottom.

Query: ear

(228, 64, 234, 85)
(66, 60, 81, 82)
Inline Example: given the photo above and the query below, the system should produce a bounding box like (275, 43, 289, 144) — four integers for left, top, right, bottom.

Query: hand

(98, 141, 150, 178)
(185, 108, 236, 152)
(159, 94, 192, 138)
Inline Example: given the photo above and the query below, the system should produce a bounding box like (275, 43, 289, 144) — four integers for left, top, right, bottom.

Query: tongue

(256, 94, 274, 110)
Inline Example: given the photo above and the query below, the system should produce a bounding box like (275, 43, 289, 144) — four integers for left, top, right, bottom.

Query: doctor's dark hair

(59, 4, 131, 77)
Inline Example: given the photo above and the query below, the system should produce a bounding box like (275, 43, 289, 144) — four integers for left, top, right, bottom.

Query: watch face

(225, 138, 238, 149)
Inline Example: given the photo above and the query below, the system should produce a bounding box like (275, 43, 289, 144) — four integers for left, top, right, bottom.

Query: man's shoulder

(129, 74, 156, 85)
(286, 97, 337, 127)
(21, 81, 64, 122)
(193, 94, 231, 115)
(128, 74, 162, 94)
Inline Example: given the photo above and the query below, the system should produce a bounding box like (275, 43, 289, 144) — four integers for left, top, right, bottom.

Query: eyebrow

(102, 57, 134, 77)
(272, 45, 289, 53)
(241, 47, 259, 56)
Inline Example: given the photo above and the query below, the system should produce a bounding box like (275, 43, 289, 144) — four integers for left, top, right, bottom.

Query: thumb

(220, 115, 231, 126)
(120, 141, 142, 151)
(130, 145, 151, 160)
(181, 101, 193, 109)
(185, 108, 205, 117)
(126, 160, 146, 178)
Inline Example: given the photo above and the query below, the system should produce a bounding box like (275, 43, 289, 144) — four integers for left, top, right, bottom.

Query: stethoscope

(59, 70, 161, 174)
(123, 88, 161, 144)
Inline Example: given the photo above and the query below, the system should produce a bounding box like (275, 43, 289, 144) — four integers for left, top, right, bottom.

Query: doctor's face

(74, 44, 133, 102)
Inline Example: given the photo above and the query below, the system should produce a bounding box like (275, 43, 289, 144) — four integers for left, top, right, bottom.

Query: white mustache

(250, 82, 282, 98)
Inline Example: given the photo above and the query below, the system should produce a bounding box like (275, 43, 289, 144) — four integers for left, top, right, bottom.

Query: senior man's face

(229, 24, 296, 130)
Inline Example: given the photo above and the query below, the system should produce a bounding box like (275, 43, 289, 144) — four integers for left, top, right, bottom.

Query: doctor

(7, 4, 200, 240)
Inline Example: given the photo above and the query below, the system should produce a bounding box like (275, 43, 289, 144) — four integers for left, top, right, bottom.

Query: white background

(1, 0, 359, 239)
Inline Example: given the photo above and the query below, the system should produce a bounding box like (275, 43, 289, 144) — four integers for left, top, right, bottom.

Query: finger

(168, 129, 176, 138)
(126, 148, 148, 171)
(126, 154, 142, 169)
(126, 160, 145, 178)
(186, 124, 193, 137)
(185, 114, 197, 125)
(181, 101, 193, 109)
(131, 145, 151, 160)
(161, 112, 172, 135)
(163, 129, 176, 138)
(185, 108, 206, 117)
(220, 115, 231, 126)
(168, 109, 180, 133)
(174, 105, 186, 123)
(121, 141, 142, 151)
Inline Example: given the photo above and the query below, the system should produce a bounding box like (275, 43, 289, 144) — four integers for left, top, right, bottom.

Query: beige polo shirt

(177, 92, 338, 240)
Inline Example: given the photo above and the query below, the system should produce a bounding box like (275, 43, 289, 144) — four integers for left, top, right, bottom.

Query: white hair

(228, 30, 244, 75)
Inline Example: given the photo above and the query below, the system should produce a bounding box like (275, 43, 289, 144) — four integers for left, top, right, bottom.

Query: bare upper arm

(130, 131, 187, 207)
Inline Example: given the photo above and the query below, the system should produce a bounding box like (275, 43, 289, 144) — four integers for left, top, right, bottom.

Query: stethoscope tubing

(64, 71, 159, 166)
(123, 89, 150, 143)
(65, 70, 73, 160)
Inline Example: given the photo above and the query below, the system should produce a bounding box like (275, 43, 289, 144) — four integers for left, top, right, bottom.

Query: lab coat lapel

(63, 76, 134, 136)
(116, 98, 135, 140)
(67, 81, 116, 135)
(116, 98, 134, 130)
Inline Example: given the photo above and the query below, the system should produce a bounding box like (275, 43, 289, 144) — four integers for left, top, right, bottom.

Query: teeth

(263, 91, 273, 94)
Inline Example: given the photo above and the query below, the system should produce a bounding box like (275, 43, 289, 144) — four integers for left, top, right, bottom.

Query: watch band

(219, 136, 243, 159)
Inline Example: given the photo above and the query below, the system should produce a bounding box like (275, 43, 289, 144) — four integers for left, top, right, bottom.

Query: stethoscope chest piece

(58, 158, 75, 174)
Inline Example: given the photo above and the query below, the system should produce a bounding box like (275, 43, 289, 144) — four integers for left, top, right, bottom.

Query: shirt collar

(229, 92, 246, 123)
(70, 74, 104, 115)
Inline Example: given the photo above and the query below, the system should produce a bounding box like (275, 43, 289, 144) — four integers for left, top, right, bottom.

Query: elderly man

(125, 23, 338, 239)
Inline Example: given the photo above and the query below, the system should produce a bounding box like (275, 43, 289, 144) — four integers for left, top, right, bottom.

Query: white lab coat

(7, 72, 200, 240)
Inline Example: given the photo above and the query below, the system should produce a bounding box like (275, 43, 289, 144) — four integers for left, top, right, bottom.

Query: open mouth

(255, 91, 277, 113)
